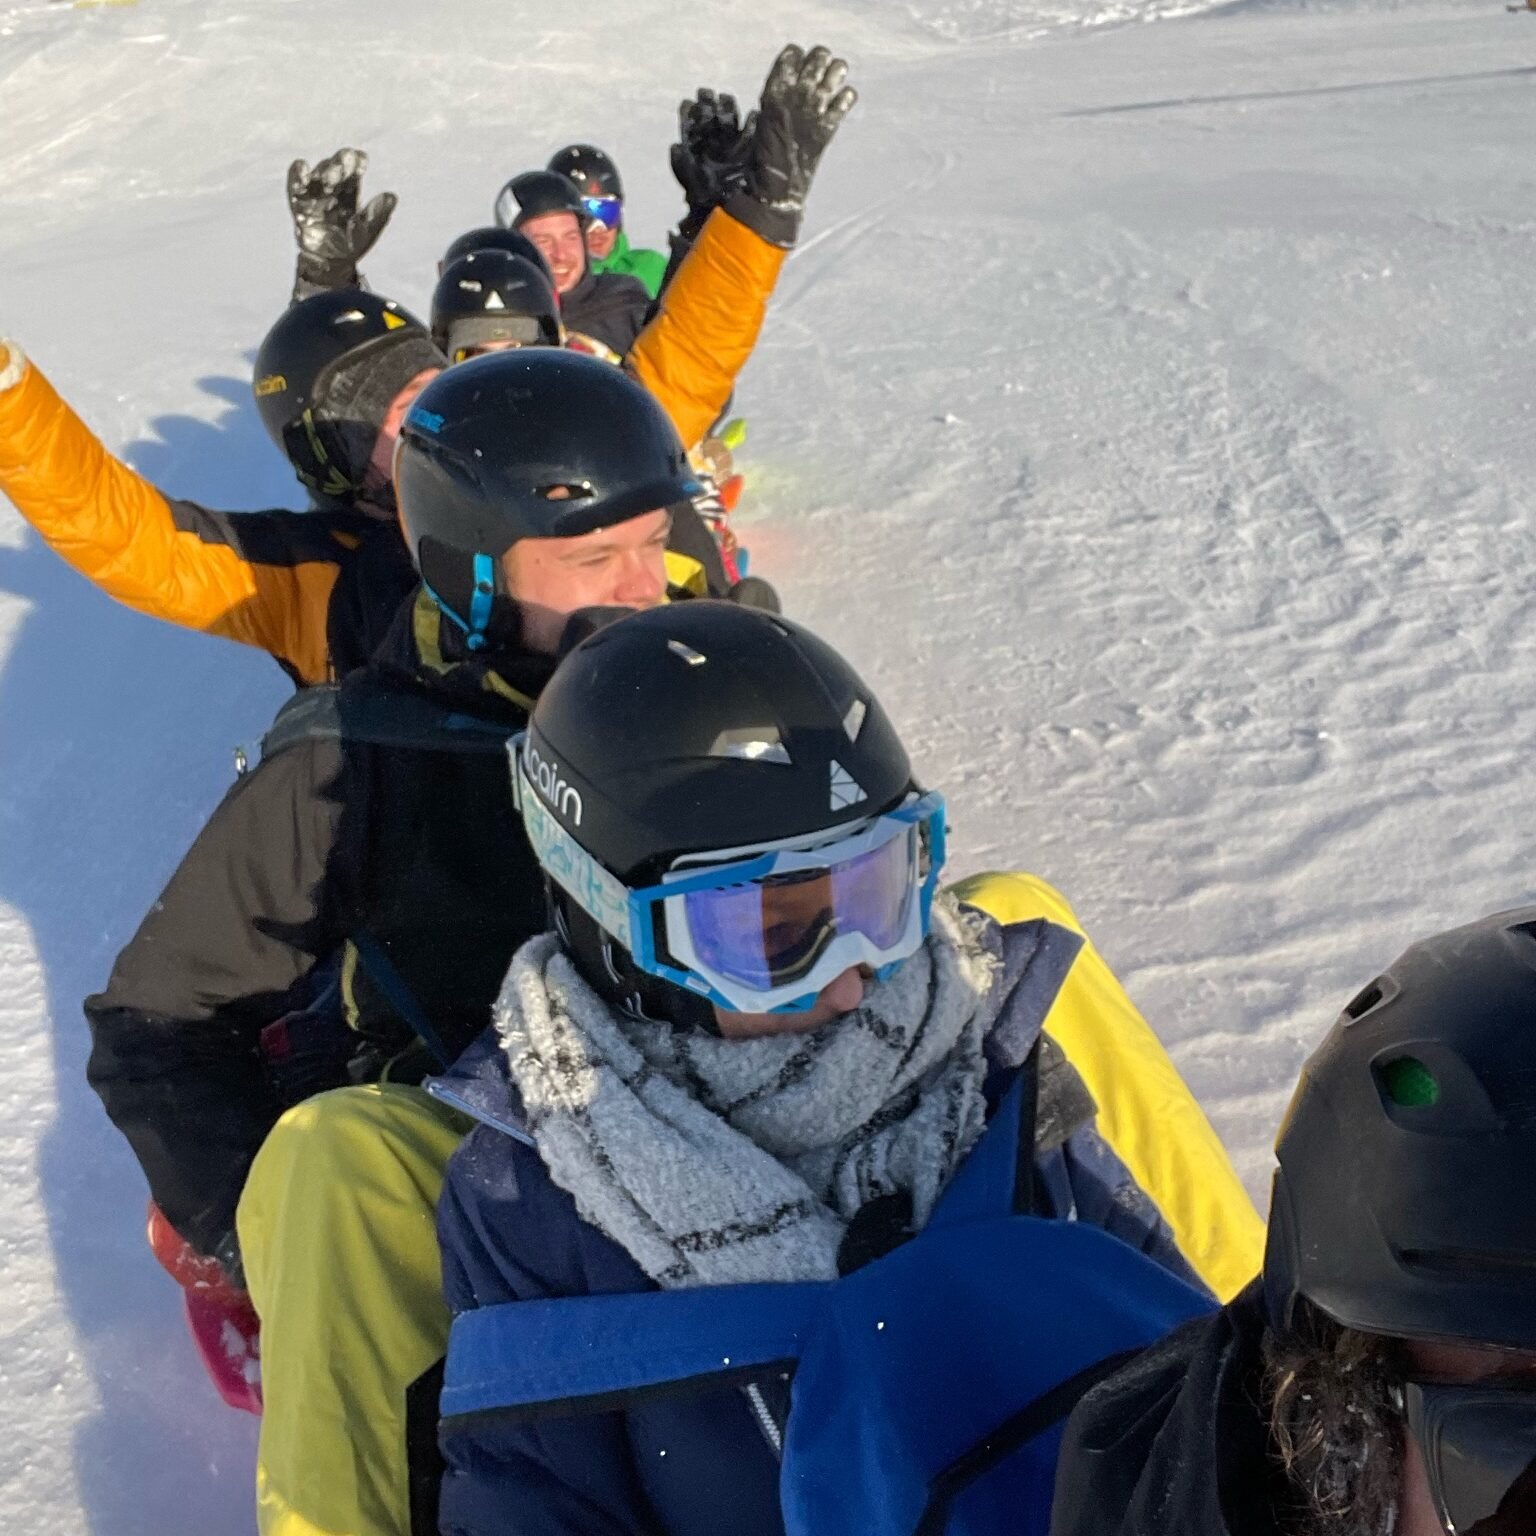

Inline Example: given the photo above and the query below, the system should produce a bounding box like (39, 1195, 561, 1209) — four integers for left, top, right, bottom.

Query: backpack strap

(349, 931, 456, 1071)
(930, 1038, 1099, 1229)
(259, 680, 517, 762)
(441, 1282, 825, 1423)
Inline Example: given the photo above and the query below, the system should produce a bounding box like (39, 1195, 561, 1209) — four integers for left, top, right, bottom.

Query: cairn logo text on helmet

(526, 740, 583, 828)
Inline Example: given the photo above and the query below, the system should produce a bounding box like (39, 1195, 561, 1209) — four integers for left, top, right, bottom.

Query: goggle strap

(519, 768, 639, 952)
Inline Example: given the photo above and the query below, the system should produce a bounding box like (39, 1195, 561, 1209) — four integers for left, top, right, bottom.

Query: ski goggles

(444, 312, 554, 363)
(1403, 1379, 1536, 1534)
(513, 743, 946, 1014)
(581, 195, 623, 229)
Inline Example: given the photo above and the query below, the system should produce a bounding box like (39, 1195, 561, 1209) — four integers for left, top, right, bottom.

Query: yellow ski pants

(236, 1083, 467, 1536)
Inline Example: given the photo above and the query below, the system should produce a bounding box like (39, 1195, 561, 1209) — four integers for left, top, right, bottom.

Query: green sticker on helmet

(1380, 1056, 1440, 1108)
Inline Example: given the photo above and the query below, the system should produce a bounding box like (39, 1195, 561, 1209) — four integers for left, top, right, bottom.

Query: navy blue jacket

(431, 914, 1205, 1536)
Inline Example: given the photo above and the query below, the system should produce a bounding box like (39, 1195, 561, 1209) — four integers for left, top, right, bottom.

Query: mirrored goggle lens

(1407, 1382, 1536, 1534)
(582, 196, 623, 229)
(681, 828, 917, 992)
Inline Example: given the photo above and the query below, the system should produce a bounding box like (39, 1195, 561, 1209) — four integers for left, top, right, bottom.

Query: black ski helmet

(524, 603, 914, 884)
(430, 251, 562, 360)
(393, 349, 699, 648)
(254, 288, 444, 508)
(1265, 906, 1536, 1352)
(438, 226, 552, 282)
(521, 602, 917, 1028)
(494, 170, 589, 231)
(547, 143, 623, 201)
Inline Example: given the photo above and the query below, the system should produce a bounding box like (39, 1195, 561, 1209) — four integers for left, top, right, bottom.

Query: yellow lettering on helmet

(254, 374, 287, 397)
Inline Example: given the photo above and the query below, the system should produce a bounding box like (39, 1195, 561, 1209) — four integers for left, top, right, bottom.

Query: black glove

(727, 576, 782, 614)
(670, 90, 758, 229)
(726, 44, 857, 249)
(287, 147, 397, 302)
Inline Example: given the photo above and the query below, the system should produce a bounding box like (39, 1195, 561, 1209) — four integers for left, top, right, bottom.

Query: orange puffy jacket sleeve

(626, 208, 786, 452)
(0, 346, 346, 684)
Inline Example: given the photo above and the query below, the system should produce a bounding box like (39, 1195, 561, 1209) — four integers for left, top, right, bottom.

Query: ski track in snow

(1, 0, 1533, 1528)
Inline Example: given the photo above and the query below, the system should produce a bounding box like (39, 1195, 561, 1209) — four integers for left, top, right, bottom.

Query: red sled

(147, 1200, 263, 1414)
(183, 1288, 263, 1415)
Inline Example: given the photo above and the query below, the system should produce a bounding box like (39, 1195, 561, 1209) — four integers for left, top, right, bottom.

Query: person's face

(519, 211, 587, 294)
(585, 218, 619, 260)
(1398, 1338, 1536, 1536)
(357, 367, 440, 516)
(499, 506, 671, 653)
(714, 966, 869, 1039)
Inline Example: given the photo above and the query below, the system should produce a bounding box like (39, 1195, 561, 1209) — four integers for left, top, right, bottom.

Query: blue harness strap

(927, 1061, 1027, 1228)
(442, 1282, 826, 1420)
(442, 1075, 1034, 1419)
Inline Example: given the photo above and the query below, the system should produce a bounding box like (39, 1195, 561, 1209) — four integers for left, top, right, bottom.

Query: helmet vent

(1344, 982, 1385, 1022)
(1398, 1245, 1536, 1280)
(843, 699, 867, 741)
(709, 726, 790, 765)
(537, 482, 594, 502)
(668, 641, 707, 667)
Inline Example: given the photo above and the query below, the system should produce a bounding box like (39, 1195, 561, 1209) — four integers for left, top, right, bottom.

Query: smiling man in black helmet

(493, 166, 652, 355)
(1051, 909, 1536, 1536)
(547, 142, 669, 298)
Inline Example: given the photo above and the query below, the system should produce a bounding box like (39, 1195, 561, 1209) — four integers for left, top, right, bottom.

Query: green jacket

(590, 229, 667, 299)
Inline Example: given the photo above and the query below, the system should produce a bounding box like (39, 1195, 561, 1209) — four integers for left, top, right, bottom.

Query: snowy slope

(2, 0, 1533, 1528)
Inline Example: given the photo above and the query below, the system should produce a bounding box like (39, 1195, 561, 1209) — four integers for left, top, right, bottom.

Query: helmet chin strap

(427, 551, 496, 651)
(419, 539, 516, 655)
(548, 885, 722, 1037)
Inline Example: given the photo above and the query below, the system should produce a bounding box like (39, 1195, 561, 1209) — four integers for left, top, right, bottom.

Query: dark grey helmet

(1266, 906, 1536, 1351)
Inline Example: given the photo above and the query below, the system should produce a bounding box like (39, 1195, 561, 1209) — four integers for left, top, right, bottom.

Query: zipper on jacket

(744, 1382, 784, 1460)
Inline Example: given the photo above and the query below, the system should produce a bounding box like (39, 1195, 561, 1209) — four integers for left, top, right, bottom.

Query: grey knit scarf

(494, 894, 1004, 1289)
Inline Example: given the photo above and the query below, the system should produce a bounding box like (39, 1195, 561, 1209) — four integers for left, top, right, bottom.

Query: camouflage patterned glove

(728, 44, 858, 248)
(287, 147, 397, 302)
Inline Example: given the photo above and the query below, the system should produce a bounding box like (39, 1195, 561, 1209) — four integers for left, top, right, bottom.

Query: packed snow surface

(1, 0, 1532, 1527)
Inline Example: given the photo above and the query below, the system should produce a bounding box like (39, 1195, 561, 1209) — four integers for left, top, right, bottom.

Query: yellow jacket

(956, 870, 1264, 1302)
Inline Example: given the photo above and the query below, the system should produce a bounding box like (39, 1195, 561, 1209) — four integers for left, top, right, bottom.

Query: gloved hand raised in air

(732, 44, 857, 248)
(287, 147, 397, 302)
(670, 89, 757, 233)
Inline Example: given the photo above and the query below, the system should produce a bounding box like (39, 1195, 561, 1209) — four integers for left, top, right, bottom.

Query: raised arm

(626, 44, 857, 451)
(0, 342, 352, 683)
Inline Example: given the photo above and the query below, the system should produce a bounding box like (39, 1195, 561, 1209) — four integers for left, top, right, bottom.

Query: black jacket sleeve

(84, 737, 349, 1255)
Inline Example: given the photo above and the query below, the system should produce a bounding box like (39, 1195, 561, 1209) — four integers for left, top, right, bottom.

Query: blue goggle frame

(582, 195, 623, 229)
(512, 738, 946, 1014)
